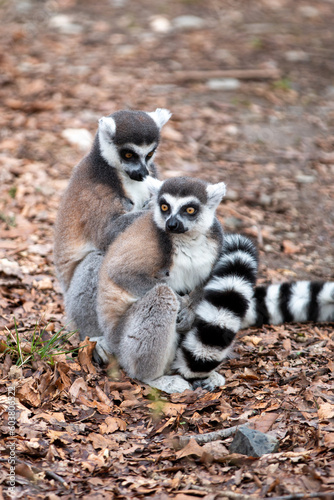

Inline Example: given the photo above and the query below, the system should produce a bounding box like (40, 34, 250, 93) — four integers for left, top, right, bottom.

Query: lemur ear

(98, 116, 116, 138)
(146, 176, 163, 195)
(146, 108, 172, 129)
(206, 182, 226, 209)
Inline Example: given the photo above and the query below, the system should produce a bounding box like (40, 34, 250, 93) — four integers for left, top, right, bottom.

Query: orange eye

(147, 151, 154, 157)
(125, 152, 133, 159)
(161, 204, 169, 212)
(186, 207, 195, 214)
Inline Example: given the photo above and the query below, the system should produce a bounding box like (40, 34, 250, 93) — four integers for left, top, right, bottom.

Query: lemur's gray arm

(103, 211, 145, 248)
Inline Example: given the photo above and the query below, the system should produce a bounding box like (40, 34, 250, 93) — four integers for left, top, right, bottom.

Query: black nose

(127, 165, 148, 182)
(166, 218, 179, 231)
(166, 217, 185, 233)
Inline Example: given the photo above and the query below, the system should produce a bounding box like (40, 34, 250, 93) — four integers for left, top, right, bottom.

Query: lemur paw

(89, 336, 113, 365)
(147, 375, 192, 393)
(176, 294, 196, 333)
(191, 371, 226, 391)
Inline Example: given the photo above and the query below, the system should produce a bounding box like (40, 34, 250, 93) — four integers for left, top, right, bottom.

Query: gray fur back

(64, 251, 104, 340)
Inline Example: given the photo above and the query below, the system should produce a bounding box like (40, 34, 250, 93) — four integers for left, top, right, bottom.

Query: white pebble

(295, 174, 316, 184)
(298, 5, 320, 18)
(207, 78, 241, 91)
(285, 51, 309, 62)
(62, 128, 93, 151)
(149, 16, 171, 33)
(172, 15, 206, 30)
(49, 15, 83, 34)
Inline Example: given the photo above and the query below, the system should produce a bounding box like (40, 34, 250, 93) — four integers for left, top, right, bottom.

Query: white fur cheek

(153, 206, 166, 231)
(98, 130, 121, 168)
(196, 207, 215, 233)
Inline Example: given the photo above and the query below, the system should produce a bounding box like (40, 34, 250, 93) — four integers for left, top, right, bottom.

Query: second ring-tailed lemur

(54, 108, 171, 292)
(64, 176, 334, 393)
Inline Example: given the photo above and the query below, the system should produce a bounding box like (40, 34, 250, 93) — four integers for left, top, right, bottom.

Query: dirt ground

(0, 0, 333, 499)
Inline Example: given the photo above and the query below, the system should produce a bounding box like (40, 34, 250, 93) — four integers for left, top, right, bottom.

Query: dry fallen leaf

(15, 377, 41, 407)
(323, 433, 334, 449)
(252, 412, 279, 433)
(78, 338, 97, 374)
(240, 335, 262, 346)
(99, 416, 127, 434)
(202, 440, 229, 460)
(148, 401, 187, 417)
(318, 403, 334, 421)
(282, 240, 301, 254)
(175, 438, 205, 460)
(69, 377, 88, 402)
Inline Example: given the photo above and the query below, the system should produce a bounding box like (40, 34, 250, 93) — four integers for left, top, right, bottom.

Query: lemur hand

(176, 294, 196, 333)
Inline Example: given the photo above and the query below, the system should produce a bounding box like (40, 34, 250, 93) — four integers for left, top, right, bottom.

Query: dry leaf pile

(0, 0, 333, 498)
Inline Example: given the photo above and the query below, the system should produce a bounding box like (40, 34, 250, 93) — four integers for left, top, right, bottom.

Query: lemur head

(147, 176, 226, 236)
(98, 108, 171, 181)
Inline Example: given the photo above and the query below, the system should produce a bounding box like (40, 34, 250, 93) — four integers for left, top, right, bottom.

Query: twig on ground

(169, 68, 281, 83)
(261, 493, 334, 500)
(221, 152, 334, 165)
(44, 469, 70, 489)
(215, 491, 334, 500)
(178, 423, 249, 447)
(215, 491, 259, 500)
(1, 456, 70, 489)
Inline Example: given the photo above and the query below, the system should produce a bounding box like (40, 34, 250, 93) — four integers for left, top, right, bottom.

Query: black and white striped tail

(243, 281, 334, 327)
(173, 234, 258, 387)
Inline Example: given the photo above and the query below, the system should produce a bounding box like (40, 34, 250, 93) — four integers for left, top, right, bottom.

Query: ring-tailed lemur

(54, 108, 171, 292)
(65, 175, 334, 393)
(86, 176, 258, 393)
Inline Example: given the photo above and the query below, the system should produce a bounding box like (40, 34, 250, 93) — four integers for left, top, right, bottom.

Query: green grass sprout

(2, 318, 81, 367)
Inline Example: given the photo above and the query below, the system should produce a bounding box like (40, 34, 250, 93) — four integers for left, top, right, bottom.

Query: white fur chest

(167, 235, 219, 294)
(121, 174, 151, 211)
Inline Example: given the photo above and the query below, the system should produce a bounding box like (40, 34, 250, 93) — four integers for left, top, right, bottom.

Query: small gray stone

(224, 189, 239, 201)
(264, 244, 275, 253)
(246, 23, 275, 34)
(172, 15, 206, 30)
(229, 427, 279, 457)
(295, 174, 316, 184)
(49, 15, 83, 34)
(149, 15, 171, 33)
(61, 128, 93, 152)
(207, 78, 241, 91)
(298, 5, 320, 18)
(284, 51, 310, 62)
(325, 86, 334, 98)
(224, 216, 243, 229)
(259, 193, 272, 206)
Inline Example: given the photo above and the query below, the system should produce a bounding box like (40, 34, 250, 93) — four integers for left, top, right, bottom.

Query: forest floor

(0, 0, 334, 499)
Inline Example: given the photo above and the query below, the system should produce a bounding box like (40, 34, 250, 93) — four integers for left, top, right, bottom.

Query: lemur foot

(191, 371, 226, 391)
(89, 336, 113, 365)
(147, 375, 192, 393)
